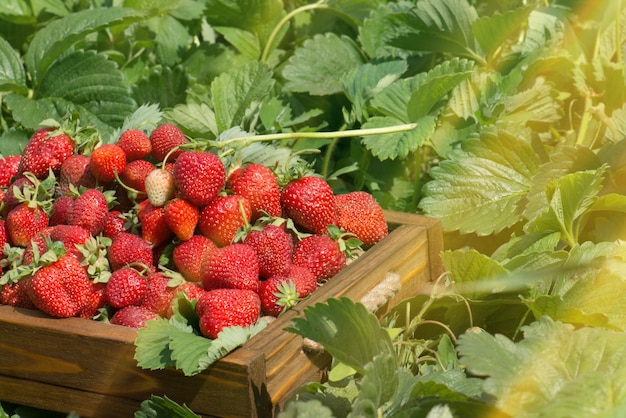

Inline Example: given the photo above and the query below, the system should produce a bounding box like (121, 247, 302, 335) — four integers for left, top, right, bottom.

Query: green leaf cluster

(134, 294, 267, 376)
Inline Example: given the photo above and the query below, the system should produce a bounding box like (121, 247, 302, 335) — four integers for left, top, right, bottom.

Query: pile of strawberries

(0, 122, 388, 339)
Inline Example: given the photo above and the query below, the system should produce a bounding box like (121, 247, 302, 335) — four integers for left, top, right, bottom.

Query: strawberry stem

(214, 123, 418, 149)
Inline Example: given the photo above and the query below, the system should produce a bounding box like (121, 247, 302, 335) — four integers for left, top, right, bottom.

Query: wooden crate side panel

(0, 305, 268, 418)
(0, 375, 143, 418)
(244, 222, 439, 413)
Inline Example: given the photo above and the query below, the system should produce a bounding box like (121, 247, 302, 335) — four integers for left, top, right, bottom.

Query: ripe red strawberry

(200, 243, 259, 292)
(176, 281, 206, 300)
(117, 129, 152, 161)
(173, 151, 226, 207)
(144, 168, 176, 207)
(2, 176, 34, 217)
(21, 227, 53, 265)
(0, 219, 7, 252)
(243, 224, 294, 279)
(105, 266, 149, 308)
(89, 143, 127, 183)
(141, 271, 179, 316)
(259, 265, 317, 317)
(102, 210, 127, 239)
(18, 127, 75, 178)
(78, 281, 107, 319)
(139, 203, 173, 247)
(281, 175, 337, 234)
(110, 305, 158, 328)
(108, 232, 154, 271)
(120, 159, 155, 196)
(58, 154, 97, 194)
(198, 195, 251, 247)
(6, 203, 49, 247)
(49, 225, 92, 260)
(0, 155, 21, 187)
(196, 288, 261, 339)
(164, 198, 199, 241)
(0, 278, 36, 309)
(335, 192, 388, 246)
(165, 280, 208, 317)
(28, 254, 92, 317)
(150, 124, 188, 162)
(226, 163, 282, 220)
(172, 235, 217, 282)
(66, 188, 109, 235)
(48, 195, 75, 226)
(292, 233, 346, 282)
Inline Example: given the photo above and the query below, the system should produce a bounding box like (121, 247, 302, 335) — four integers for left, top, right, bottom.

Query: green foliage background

(1, 0, 626, 417)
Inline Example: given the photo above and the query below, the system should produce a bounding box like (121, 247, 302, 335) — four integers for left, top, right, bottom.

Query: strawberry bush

(1, 0, 626, 417)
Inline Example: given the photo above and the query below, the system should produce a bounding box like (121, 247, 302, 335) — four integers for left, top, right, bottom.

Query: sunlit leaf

(361, 115, 436, 160)
(458, 316, 626, 417)
(286, 297, 395, 375)
(442, 249, 509, 298)
(420, 129, 540, 235)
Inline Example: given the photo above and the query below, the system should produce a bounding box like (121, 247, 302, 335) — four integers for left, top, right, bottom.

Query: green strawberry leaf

(0, 36, 27, 94)
(163, 102, 218, 139)
(419, 128, 540, 235)
(390, 0, 484, 63)
(6, 50, 136, 136)
(349, 352, 409, 416)
(407, 58, 475, 121)
(341, 59, 407, 122)
(214, 26, 260, 60)
(441, 249, 510, 299)
(358, 1, 416, 58)
(25, 7, 144, 85)
(202, 321, 268, 367)
(526, 165, 608, 247)
(282, 33, 364, 96)
(168, 328, 213, 376)
(278, 400, 335, 418)
(523, 145, 601, 222)
(115, 102, 164, 138)
(360, 115, 436, 161)
(134, 317, 179, 371)
(471, 6, 532, 61)
(211, 60, 275, 133)
(204, 0, 284, 47)
(286, 297, 395, 376)
(136, 395, 201, 418)
(457, 316, 626, 417)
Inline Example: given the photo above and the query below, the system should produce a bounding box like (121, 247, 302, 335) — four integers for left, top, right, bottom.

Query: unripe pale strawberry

(144, 168, 176, 207)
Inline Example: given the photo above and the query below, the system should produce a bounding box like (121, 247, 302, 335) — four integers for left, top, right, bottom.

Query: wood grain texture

(0, 211, 443, 417)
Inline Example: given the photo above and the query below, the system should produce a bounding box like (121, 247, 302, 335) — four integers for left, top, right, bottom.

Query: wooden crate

(0, 211, 444, 418)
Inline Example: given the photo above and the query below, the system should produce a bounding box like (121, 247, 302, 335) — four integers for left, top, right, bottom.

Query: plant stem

(214, 122, 418, 149)
(261, 1, 329, 62)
